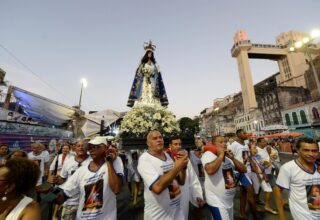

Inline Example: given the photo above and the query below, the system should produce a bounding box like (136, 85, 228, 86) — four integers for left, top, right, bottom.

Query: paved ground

(117, 153, 295, 220)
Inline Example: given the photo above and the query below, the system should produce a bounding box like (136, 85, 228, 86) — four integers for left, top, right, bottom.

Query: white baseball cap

(88, 136, 107, 145)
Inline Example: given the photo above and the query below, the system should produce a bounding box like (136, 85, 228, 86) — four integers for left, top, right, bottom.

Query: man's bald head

(147, 130, 159, 142)
(146, 130, 164, 153)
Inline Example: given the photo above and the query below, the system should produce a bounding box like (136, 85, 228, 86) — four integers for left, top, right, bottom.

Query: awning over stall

(11, 86, 77, 126)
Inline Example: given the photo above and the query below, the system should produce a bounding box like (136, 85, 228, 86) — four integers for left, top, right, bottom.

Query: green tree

(178, 117, 199, 137)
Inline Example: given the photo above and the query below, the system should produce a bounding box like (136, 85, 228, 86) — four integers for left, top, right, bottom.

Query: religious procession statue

(127, 41, 168, 107)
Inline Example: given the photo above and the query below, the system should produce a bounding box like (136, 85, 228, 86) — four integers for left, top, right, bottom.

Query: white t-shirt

(59, 155, 92, 205)
(229, 141, 251, 173)
(201, 151, 236, 209)
(189, 151, 205, 186)
(28, 151, 49, 185)
(43, 150, 50, 162)
(61, 157, 124, 220)
(256, 147, 272, 174)
(276, 160, 320, 220)
(180, 161, 203, 220)
(49, 154, 72, 172)
(137, 152, 184, 220)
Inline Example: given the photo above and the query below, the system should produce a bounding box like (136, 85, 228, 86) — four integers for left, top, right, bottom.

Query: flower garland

(120, 104, 180, 138)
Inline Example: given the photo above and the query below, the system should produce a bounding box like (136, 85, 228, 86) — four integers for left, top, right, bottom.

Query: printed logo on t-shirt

(242, 151, 249, 163)
(306, 184, 320, 211)
(163, 164, 181, 207)
(197, 163, 205, 178)
(163, 169, 181, 200)
(251, 156, 264, 174)
(168, 178, 181, 199)
(223, 167, 236, 189)
(83, 179, 104, 211)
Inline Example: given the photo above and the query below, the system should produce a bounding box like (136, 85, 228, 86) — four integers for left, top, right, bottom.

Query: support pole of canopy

(3, 85, 13, 109)
(100, 120, 105, 136)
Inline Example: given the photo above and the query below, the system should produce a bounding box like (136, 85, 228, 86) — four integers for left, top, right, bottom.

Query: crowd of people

(0, 129, 319, 220)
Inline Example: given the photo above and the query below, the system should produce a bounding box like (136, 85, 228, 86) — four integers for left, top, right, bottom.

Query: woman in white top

(0, 158, 40, 220)
(49, 144, 71, 176)
(48, 144, 70, 219)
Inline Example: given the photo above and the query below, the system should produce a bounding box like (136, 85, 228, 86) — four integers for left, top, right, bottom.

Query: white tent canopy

(81, 109, 124, 137)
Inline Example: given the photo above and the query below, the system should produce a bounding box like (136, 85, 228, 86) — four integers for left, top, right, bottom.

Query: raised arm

(225, 150, 247, 173)
(107, 160, 123, 195)
(148, 156, 188, 195)
(204, 147, 224, 175)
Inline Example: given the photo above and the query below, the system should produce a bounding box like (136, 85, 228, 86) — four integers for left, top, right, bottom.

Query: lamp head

(311, 29, 320, 39)
(295, 41, 303, 48)
(81, 78, 87, 88)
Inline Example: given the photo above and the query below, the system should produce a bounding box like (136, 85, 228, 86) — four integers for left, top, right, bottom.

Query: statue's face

(147, 51, 153, 58)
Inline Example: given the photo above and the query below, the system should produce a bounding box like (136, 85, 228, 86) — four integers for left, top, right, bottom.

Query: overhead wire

(0, 42, 90, 111)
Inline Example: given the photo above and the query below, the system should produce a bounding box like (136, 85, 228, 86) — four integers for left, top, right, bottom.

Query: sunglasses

(87, 144, 104, 150)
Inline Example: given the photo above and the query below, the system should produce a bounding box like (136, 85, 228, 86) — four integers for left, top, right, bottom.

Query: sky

(1, 0, 320, 118)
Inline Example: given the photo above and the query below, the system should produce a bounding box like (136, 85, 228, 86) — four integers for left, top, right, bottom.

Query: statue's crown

(144, 40, 156, 52)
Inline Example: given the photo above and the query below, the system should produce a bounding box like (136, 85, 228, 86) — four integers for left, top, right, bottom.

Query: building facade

(305, 55, 320, 100)
(281, 100, 320, 138)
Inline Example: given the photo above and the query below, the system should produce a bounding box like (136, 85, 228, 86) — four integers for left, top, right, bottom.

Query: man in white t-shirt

(137, 130, 189, 220)
(57, 136, 124, 220)
(168, 136, 204, 220)
(256, 138, 278, 215)
(275, 137, 320, 220)
(229, 129, 258, 220)
(189, 137, 205, 188)
(202, 135, 247, 220)
(49, 139, 91, 220)
(28, 142, 50, 186)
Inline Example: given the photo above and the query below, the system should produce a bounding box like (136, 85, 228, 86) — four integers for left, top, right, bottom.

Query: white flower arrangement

(120, 104, 180, 138)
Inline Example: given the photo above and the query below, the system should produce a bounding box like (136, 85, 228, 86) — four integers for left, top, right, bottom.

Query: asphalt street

(117, 153, 295, 220)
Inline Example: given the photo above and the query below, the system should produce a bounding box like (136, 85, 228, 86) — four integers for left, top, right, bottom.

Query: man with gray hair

(138, 130, 189, 220)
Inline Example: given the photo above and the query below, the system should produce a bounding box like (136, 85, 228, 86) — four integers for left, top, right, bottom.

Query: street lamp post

(79, 78, 87, 110)
(289, 29, 320, 95)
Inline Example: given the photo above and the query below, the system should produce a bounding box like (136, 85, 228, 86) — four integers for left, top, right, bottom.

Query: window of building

(312, 107, 320, 119)
(300, 110, 308, 124)
(292, 112, 299, 125)
(285, 113, 291, 126)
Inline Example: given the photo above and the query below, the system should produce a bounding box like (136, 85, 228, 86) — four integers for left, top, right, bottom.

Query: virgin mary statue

(127, 41, 168, 107)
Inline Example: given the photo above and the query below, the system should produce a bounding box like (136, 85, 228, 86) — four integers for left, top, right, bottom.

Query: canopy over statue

(127, 40, 168, 107)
